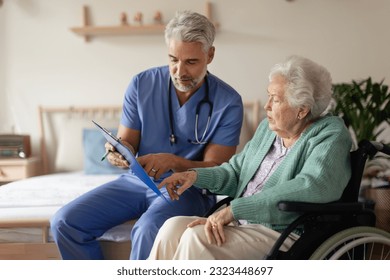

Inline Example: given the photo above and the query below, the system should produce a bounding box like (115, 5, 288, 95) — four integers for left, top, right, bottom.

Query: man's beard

(171, 71, 206, 93)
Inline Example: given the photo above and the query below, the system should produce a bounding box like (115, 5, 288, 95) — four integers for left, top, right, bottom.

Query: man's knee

(50, 209, 67, 238)
(50, 206, 81, 241)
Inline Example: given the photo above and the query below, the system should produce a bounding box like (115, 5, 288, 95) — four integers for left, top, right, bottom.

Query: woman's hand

(158, 170, 197, 200)
(187, 206, 234, 246)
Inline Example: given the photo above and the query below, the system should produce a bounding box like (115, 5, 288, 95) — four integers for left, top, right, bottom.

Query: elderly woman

(148, 55, 352, 260)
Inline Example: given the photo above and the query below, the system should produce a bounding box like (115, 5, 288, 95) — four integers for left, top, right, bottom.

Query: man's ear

(207, 47, 215, 64)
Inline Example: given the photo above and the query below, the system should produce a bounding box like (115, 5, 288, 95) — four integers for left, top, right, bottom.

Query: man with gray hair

(50, 10, 243, 260)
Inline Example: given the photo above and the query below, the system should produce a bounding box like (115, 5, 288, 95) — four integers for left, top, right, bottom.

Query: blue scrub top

(121, 66, 243, 174)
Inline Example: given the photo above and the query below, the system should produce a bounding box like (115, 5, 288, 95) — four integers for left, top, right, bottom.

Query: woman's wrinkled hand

(158, 170, 197, 200)
(187, 206, 234, 247)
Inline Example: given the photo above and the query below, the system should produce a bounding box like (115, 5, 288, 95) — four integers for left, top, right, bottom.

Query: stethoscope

(168, 75, 213, 145)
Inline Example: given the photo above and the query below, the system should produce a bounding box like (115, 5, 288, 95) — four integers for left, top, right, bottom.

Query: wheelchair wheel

(310, 226, 390, 260)
(328, 236, 390, 260)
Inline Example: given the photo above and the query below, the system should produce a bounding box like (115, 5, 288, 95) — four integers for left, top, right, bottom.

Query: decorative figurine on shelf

(134, 12, 143, 25)
(120, 12, 128, 25)
(153, 11, 163, 25)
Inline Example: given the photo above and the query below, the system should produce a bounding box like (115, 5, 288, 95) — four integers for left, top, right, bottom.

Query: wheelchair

(205, 140, 390, 260)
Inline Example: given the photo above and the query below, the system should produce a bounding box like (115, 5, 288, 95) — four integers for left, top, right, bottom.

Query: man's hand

(137, 153, 176, 180)
(104, 142, 130, 169)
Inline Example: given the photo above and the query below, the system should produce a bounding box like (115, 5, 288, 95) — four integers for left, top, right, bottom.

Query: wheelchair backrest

(340, 140, 381, 203)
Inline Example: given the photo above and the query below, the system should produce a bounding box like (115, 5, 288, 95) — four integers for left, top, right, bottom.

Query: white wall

(0, 4, 6, 131)
(1, 0, 390, 154)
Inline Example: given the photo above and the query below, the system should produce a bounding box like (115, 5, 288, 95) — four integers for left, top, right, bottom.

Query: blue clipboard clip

(92, 120, 171, 205)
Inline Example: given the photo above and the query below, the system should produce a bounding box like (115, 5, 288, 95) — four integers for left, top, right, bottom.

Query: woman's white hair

(269, 55, 333, 120)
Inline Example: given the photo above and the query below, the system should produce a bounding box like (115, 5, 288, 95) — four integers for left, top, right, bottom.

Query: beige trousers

(148, 216, 298, 260)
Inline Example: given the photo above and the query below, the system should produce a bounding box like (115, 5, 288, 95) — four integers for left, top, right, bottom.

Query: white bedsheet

(0, 172, 118, 208)
(0, 172, 133, 243)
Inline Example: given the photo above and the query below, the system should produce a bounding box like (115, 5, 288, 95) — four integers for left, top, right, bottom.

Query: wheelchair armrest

(203, 196, 233, 217)
(277, 200, 368, 213)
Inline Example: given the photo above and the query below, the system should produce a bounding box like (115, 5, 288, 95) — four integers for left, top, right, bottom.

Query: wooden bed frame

(0, 101, 261, 260)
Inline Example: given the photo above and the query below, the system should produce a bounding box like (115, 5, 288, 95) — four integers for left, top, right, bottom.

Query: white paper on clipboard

(92, 120, 171, 204)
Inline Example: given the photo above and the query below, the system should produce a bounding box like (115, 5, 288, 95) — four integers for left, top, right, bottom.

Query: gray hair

(269, 55, 332, 120)
(164, 10, 216, 52)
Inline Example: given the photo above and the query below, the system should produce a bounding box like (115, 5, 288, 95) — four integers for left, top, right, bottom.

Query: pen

(101, 150, 111, 161)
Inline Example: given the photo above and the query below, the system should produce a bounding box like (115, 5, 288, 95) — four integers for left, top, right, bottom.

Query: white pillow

(54, 118, 120, 172)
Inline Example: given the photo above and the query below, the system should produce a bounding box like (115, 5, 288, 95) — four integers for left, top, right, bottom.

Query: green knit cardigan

(194, 115, 352, 231)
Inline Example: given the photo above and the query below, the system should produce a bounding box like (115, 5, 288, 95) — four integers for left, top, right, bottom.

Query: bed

(0, 101, 262, 260)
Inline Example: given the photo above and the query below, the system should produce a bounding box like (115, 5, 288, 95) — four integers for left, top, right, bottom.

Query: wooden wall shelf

(71, 24, 165, 37)
(70, 2, 218, 42)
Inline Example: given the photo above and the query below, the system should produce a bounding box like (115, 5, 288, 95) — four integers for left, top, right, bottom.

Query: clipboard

(92, 120, 170, 204)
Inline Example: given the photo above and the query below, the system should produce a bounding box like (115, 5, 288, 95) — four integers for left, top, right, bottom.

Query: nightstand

(0, 157, 42, 184)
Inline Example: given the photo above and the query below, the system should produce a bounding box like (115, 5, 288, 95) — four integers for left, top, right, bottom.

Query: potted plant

(332, 77, 390, 232)
(331, 77, 390, 147)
